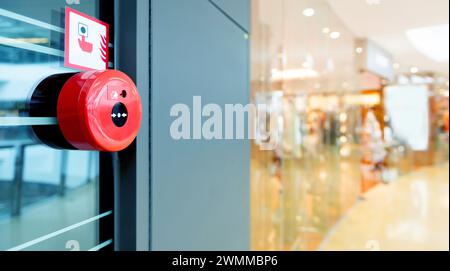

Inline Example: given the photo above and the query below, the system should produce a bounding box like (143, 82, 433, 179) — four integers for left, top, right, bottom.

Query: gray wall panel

(151, 0, 250, 250)
(210, 0, 250, 32)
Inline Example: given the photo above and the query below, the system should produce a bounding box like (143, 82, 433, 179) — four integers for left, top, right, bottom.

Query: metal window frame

(99, 0, 150, 251)
(115, 0, 150, 251)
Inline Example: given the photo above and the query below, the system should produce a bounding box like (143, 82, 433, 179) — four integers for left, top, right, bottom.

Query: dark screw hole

(120, 90, 127, 98)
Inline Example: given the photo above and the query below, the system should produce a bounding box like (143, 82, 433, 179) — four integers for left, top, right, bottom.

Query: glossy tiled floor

(320, 163, 449, 251)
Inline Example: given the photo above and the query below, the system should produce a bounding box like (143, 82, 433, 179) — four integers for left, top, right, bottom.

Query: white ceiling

(327, 0, 449, 76)
(252, 0, 363, 92)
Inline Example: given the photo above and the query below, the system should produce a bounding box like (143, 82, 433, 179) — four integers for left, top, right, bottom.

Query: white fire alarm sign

(65, 7, 109, 71)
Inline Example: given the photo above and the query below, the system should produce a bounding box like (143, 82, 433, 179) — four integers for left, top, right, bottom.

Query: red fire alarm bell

(56, 70, 142, 152)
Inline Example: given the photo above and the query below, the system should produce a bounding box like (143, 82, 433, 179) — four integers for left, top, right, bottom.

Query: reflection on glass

(251, 92, 363, 251)
(0, 0, 110, 251)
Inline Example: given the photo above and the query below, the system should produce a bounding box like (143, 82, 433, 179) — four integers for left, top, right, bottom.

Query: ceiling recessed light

(322, 27, 330, 34)
(302, 8, 315, 17)
(410, 67, 419, 74)
(329, 32, 341, 39)
(406, 24, 449, 63)
(355, 47, 363, 54)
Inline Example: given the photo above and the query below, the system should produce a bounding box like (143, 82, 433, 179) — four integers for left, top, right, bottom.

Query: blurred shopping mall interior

(250, 0, 449, 251)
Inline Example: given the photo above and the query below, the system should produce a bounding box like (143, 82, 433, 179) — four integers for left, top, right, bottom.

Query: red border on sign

(64, 7, 110, 71)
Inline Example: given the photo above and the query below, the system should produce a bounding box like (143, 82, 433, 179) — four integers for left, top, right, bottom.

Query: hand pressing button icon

(78, 23, 93, 53)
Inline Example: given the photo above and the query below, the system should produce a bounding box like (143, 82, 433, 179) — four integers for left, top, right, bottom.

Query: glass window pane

(0, 0, 111, 251)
